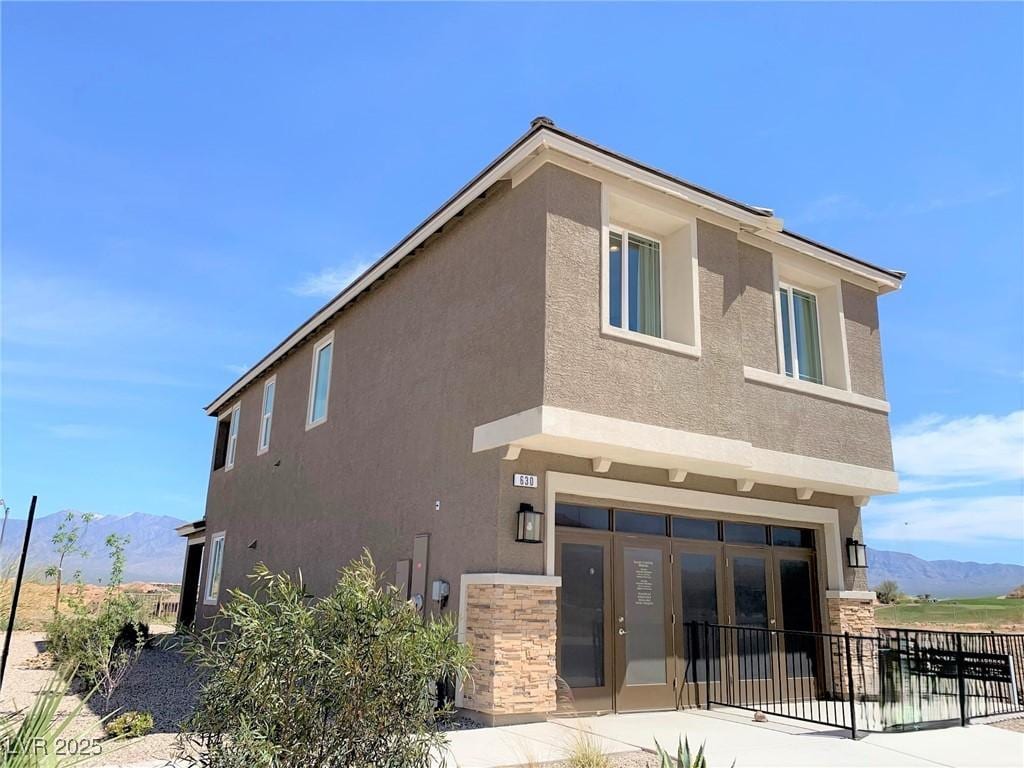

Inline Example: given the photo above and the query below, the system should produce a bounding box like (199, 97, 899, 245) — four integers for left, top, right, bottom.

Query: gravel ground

(0, 630, 199, 767)
(545, 753, 658, 767)
(990, 716, 1024, 733)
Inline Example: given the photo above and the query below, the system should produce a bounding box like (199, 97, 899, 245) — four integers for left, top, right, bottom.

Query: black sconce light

(516, 503, 544, 544)
(846, 538, 868, 568)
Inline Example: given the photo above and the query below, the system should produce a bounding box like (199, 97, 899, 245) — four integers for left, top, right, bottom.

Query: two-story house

(177, 118, 903, 725)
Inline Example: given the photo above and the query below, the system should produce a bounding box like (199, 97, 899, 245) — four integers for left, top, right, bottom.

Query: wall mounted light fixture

(847, 538, 868, 568)
(516, 503, 543, 544)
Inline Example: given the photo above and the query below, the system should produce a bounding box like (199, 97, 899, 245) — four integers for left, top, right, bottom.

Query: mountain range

(0, 511, 188, 584)
(867, 547, 1024, 598)
(0, 511, 1021, 597)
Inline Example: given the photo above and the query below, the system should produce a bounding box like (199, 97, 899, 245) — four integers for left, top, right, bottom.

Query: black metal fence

(685, 622, 1024, 738)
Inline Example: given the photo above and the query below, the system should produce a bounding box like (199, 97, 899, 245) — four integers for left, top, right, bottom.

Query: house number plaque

(513, 474, 538, 488)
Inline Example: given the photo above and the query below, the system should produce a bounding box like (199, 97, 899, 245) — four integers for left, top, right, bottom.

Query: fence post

(955, 632, 967, 727)
(844, 631, 858, 739)
(704, 621, 711, 710)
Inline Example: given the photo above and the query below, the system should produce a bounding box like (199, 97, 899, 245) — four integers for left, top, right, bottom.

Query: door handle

(618, 628, 628, 636)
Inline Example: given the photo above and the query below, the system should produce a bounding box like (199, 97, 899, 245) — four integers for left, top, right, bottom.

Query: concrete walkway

(441, 708, 1024, 767)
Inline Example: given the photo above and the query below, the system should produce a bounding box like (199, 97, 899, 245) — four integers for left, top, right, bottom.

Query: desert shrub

(655, 737, 734, 768)
(44, 534, 147, 709)
(0, 671, 125, 767)
(874, 579, 902, 605)
(45, 590, 147, 701)
(180, 551, 471, 768)
(565, 730, 611, 768)
(106, 710, 155, 739)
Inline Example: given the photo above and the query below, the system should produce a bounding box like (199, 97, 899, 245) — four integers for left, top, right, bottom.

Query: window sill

(600, 324, 700, 359)
(305, 417, 327, 432)
(743, 367, 890, 413)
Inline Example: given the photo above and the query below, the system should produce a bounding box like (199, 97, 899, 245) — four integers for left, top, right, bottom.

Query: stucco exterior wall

(540, 163, 894, 471)
(843, 281, 887, 400)
(199, 173, 549, 624)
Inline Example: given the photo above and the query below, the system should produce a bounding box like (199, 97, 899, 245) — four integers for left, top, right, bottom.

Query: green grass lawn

(875, 596, 1024, 630)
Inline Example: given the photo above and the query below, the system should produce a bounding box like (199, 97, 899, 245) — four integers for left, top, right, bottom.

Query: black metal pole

(955, 632, 968, 727)
(844, 631, 858, 739)
(704, 621, 711, 710)
(0, 496, 37, 692)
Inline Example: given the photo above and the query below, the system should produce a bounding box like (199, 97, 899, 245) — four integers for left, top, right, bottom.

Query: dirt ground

(0, 630, 199, 766)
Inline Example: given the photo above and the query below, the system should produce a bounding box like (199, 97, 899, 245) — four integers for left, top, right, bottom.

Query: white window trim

(257, 375, 276, 455)
(778, 282, 824, 385)
(224, 403, 240, 471)
(306, 331, 335, 430)
(599, 187, 701, 359)
(204, 531, 226, 605)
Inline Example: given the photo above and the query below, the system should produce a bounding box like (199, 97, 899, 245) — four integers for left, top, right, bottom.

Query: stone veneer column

(826, 592, 876, 636)
(458, 575, 559, 724)
(826, 591, 878, 701)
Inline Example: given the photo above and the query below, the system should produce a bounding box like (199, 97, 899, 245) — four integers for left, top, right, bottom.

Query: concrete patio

(441, 708, 1024, 767)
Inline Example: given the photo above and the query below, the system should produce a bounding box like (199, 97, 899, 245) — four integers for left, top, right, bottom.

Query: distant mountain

(0, 511, 189, 584)
(869, 548, 1024, 598)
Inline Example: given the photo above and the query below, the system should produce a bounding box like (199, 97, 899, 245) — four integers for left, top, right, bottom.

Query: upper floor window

(306, 332, 334, 429)
(213, 404, 240, 471)
(205, 531, 226, 604)
(225, 404, 240, 470)
(609, 230, 662, 338)
(770, 250, 851, 391)
(602, 188, 700, 357)
(778, 285, 823, 385)
(257, 376, 276, 454)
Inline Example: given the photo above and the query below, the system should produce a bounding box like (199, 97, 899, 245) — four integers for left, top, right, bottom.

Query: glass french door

(555, 531, 614, 713)
(774, 552, 820, 698)
(613, 537, 675, 712)
(725, 546, 777, 702)
(673, 542, 725, 708)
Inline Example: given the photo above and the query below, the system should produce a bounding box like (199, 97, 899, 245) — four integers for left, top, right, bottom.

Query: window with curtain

(609, 230, 662, 338)
(779, 286, 823, 384)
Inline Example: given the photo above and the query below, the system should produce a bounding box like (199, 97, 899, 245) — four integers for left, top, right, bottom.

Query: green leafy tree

(875, 579, 902, 605)
(103, 533, 130, 590)
(44, 511, 95, 614)
(180, 551, 471, 768)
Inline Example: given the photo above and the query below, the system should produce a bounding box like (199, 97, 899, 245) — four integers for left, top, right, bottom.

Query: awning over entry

(473, 405, 898, 502)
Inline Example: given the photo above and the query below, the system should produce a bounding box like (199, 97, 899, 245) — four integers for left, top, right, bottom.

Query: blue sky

(2, 3, 1022, 565)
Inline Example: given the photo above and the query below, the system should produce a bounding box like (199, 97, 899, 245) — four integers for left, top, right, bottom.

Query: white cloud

(893, 411, 1024, 492)
(865, 495, 1024, 544)
(290, 260, 374, 299)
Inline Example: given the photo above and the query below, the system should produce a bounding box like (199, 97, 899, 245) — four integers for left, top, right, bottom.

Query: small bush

(181, 551, 471, 768)
(655, 737, 735, 768)
(106, 710, 155, 739)
(874, 579, 902, 605)
(45, 590, 147, 706)
(565, 730, 611, 768)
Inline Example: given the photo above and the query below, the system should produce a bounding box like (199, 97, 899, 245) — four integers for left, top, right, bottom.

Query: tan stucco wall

(539, 163, 894, 471)
(843, 281, 887, 400)
(198, 174, 550, 624)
